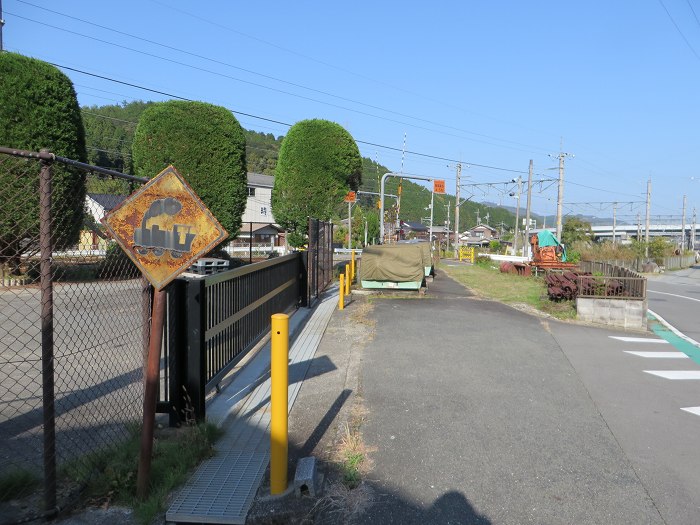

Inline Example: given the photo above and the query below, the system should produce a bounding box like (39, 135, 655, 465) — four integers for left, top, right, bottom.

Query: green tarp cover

(361, 244, 425, 283)
(537, 230, 567, 262)
(418, 242, 433, 270)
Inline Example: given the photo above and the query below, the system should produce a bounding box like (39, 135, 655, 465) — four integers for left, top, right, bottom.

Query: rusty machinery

(529, 233, 577, 271)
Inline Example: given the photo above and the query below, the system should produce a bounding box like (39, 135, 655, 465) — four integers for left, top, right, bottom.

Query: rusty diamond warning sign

(101, 165, 228, 290)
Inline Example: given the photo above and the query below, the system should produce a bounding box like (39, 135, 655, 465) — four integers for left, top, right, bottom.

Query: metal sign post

(344, 191, 356, 249)
(101, 165, 227, 499)
(380, 173, 435, 243)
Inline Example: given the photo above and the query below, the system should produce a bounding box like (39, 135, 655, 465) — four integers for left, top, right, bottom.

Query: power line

(7, 8, 553, 154)
(146, 0, 559, 141)
(57, 62, 539, 175)
(688, 0, 700, 28)
(46, 62, 655, 203)
(79, 86, 642, 200)
(657, 0, 700, 61)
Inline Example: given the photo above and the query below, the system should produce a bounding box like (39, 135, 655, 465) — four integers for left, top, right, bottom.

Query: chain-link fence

(0, 147, 149, 519)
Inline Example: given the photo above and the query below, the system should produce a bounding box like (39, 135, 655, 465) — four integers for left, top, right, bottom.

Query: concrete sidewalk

(166, 289, 339, 524)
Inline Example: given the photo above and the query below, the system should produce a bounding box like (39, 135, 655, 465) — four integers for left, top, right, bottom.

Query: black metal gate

(306, 218, 333, 307)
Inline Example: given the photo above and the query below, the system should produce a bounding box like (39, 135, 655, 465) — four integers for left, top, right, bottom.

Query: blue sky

(3, 0, 700, 223)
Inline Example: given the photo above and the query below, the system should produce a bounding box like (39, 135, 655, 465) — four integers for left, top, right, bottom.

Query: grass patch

(441, 261, 577, 320)
(63, 423, 222, 525)
(334, 401, 374, 490)
(348, 299, 376, 328)
(0, 468, 41, 501)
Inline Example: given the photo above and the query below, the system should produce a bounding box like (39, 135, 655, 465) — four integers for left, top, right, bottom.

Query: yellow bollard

(345, 264, 351, 295)
(339, 274, 345, 310)
(351, 250, 356, 281)
(270, 313, 289, 495)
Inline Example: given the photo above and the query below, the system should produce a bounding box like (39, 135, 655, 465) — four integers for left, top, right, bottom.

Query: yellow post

(351, 250, 356, 281)
(270, 313, 289, 495)
(339, 274, 345, 310)
(345, 264, 351, 295)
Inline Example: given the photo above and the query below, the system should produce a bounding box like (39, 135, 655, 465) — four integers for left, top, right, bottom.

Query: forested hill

(81, 101, 516, 233)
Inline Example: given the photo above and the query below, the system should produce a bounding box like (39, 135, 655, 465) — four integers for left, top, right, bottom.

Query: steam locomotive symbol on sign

(133, 197, 196, 259)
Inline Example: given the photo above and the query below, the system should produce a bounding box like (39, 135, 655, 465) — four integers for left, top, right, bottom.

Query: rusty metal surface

(102, 165, 228, 290)
(137, 289, 167, 499)
(39, 154, 57, 514)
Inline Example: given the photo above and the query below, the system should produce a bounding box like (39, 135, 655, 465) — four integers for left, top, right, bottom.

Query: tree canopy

(272, 119, 362, 245)
(131, 100, 248, 238)
(561, 216, 594, 246)
(0, 52, 87, 268)
(82, 101, 151, 173)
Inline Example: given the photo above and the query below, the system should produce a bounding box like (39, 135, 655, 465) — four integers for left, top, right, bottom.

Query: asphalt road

(360, 272, 667, 524)
(0, 279, 145, 473)
(646, 265, 700, 343)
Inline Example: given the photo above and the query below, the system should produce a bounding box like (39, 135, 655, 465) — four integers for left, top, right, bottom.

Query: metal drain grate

(166, 291, 339, 523)
(166, 450, 269, 524)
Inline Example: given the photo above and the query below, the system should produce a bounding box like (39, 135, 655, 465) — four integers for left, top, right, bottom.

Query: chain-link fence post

(39, 149, 57, 515)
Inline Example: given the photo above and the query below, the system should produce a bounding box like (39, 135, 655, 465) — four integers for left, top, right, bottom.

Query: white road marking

(609, 336, 668, 344)
(648, 309, 700, 348)
(681, 406, 700, 417)
(648, 289, 700, 304)
(624, 351, 688, 358)
(644, 370, 700, 380)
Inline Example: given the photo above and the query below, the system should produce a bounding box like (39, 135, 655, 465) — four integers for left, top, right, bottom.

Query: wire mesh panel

(51, 170, 147, 469)
(0, 149, 148, 514)
(0, 153, 45, 501)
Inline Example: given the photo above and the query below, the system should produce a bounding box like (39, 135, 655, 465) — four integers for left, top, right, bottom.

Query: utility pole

(476, 209, 481, 226)
(347, 201, 352, 249)
(445, 205, 451, 251)
(512, 177, 522, 255)
(637, 213, 641, 241)
(645, 178, 651, 257)
(428, 189, 435, 250)
(0, 0, 4, 52)
(454, 162, 461, 257)
(524, 160, 533, 259)
(612, 202, 617, 246)
(681, 194, 687, 251)
(693, 207, 697, 251)
(548, 144, 573, 240)
(552, 149, 574, 241)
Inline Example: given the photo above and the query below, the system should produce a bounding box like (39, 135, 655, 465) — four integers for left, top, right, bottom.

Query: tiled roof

(87, 193, 126, 211)
(247, 172, 274, 188)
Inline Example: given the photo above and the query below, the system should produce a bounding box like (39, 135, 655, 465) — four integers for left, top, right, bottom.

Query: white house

(86, 193, 126, 224)
(233, 173, 284, 250)
(242, 172, 275, 223)
(81, 193, 126, 251)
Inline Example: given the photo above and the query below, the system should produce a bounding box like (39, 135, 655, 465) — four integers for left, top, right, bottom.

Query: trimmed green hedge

(131, 100, 247, 238)
(0, 52, 87, 266)
(272, 119, 361, 246)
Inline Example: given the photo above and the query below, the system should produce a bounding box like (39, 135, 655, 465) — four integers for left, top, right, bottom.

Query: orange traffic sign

(433, 179, 446, 194)
(344, 191, 356, 202)
(101, 165, 228, 290)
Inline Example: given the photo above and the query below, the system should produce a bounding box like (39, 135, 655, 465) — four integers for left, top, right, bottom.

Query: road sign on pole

(344, 191, 357, 203)
(433, 179, 446, 194)
(101, 165, 228, 290)
(102, 165, 228, 499)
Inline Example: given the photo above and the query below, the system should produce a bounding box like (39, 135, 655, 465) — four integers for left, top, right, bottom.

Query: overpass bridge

(590, 223, 699, 247)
